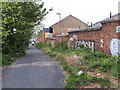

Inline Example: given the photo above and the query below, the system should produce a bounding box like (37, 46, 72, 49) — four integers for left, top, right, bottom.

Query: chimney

(110, 12, 112, 19)
(91, 22, 93, 27)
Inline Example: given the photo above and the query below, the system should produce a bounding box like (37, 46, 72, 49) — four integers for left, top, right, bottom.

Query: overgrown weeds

(36, 42, 119, 88)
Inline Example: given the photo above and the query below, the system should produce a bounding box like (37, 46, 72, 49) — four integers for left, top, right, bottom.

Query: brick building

(50, 15, 88, 36)
(68, 13, 120, 56)
(38, 13, 120, 56)
(44, 28, 50, 38)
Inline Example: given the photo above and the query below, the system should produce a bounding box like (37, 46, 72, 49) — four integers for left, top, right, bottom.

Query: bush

(35, 43, 44, 49)
(2, 54, 16, 66)
(49, 53, 56, 57)
(84, 51, 108, 61)
(36, 43, 52, 51)
(97, 78, 110, 87)
(56, 55, 64, 61)
(93, 52, 108, 58)
(82, 50, 118, 75)
(54, 40, 68, 50)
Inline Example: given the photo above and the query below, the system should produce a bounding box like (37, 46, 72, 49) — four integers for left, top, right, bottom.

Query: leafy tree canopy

(1, 1, 52, 56)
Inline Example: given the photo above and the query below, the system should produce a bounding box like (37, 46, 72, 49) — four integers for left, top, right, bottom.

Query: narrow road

(2, 48, 65, 88)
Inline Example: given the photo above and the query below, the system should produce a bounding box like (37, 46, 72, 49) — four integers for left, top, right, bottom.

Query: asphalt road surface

(2, 47, 65, 88)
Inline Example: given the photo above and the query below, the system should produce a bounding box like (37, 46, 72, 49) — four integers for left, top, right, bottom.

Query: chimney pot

(110, 12, 112, 19)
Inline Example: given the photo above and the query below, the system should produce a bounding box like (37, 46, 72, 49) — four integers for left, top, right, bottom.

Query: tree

(2, 1, 52, 56)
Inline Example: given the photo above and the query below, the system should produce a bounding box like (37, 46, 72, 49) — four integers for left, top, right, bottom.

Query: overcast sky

(41, 0, 120, 28)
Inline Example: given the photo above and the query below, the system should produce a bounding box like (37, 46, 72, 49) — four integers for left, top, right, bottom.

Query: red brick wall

(101, 22, 119, 54)
(36, 30, 46, 44)
(44, 21, 119, 55)
(69, 29, 102, 52)
(69, 21, 120, 55)
(42, 30, 45, 44)
(56, 36, 69, 43)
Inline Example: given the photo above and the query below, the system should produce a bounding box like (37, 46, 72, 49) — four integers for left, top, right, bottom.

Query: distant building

(50, 15, 88, 36)
(44, 28, 50, 38)
(36, 28, 51, 43)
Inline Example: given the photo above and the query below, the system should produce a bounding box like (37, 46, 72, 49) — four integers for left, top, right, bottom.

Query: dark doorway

(49, 27, 53, 33)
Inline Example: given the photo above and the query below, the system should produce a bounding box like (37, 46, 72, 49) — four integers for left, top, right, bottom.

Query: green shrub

(84, 51, 108, 61)
(65, 73, 91, 88)
(35, 43, 44, 49)
(87, 75, 97, 83)
(54, 40, 68, 50)
(93, 52, 108, 58)
(97, 78, 110, 87)
(2, 54, 15, 66)
(78, 44, 84, 49)
(60, 61, 72, 74)
(49, 53, 56, 57)
(56, 55, 64, 61)
(61, 40, 68, 50)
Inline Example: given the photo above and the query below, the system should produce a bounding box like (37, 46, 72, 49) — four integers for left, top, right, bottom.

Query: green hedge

(2, 54, 16, 66)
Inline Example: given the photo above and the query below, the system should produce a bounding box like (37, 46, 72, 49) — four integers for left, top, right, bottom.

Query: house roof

(101, 13, 120, 23)
(111, 13, 120, 19)
(50, 15, 87, 28)
(91, 13, 120, 28)
(68, 26, 102, 33)
(68, 13, 120, 33)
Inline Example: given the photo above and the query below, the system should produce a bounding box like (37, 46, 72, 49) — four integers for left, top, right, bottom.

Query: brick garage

(68, 20, 120, 55)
